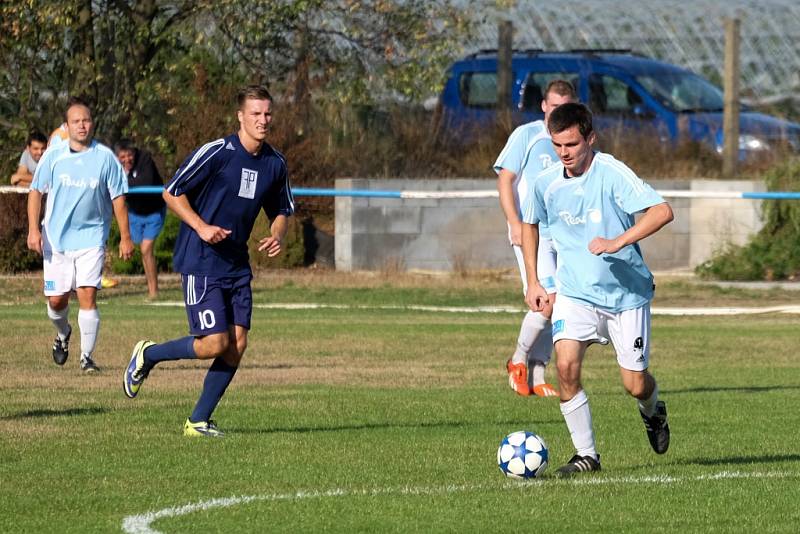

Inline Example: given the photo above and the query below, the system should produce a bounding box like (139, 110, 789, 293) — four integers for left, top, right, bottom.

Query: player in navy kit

(123, 85, 293, 437)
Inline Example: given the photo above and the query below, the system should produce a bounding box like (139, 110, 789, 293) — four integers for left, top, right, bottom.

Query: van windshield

(636, 72, 724, 112)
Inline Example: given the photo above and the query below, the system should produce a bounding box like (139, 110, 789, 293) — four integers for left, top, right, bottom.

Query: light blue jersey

(31, 140, 128, 252)
(493, 120, 558, 238)
(523, 152, 664, 312)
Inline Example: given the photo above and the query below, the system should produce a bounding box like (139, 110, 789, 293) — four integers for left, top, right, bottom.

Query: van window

(459, 72, 497, 108)
(519, 72, 577, 111)
(589, 74, 643, 114)
(637, 72, 724, 112)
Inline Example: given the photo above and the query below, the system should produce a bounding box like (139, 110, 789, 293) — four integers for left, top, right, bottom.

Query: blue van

(439, 50, 800, 158)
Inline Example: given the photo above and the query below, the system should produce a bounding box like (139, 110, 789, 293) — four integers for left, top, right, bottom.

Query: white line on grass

(122, 470, 796, 534)
(146, 302, 800, 315)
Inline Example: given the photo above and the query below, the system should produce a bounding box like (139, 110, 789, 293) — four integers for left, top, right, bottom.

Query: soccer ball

(497, 431, 548, 479)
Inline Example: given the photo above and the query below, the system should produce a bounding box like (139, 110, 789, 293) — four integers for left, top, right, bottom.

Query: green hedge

(696, 157, 800, 280)
(0, 192, 40, 273)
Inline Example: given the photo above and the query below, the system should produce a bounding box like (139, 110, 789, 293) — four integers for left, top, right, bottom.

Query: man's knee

(196, 334, 230, 358)
(556, 355, 579, 380)
(48, 294, 70, 310)
(140, 239, 155, 256)
(622, 370, 653, 399)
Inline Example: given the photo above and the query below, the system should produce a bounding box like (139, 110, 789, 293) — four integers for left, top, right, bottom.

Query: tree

(0, 1, 470, 178)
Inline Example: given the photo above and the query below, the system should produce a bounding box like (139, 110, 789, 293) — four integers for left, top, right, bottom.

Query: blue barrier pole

(125, 186, 800, 201)
(127, 186, 403, 198)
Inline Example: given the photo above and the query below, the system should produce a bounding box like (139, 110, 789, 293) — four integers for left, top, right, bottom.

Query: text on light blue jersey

(30, 139, 127, 251)
(522, 152, 665, 312)
(493, 120, 558, 239)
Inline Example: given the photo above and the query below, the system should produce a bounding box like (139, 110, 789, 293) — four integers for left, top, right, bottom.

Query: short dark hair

(238, 85, 273, 108)
(64, 96, 92, 121)
(548, 102, 593, 138)
(27, 130, 47, 146)
(544, 79, 577, 101)
(114, 138, 136, 153)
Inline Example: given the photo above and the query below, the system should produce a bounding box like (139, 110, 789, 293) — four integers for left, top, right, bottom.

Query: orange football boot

(506, 359, 531, 396)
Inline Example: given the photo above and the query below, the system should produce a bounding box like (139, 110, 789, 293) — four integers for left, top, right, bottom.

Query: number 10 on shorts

(198, 309, 216, 330)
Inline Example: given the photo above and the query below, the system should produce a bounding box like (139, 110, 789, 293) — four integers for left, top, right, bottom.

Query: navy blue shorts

(181, 273, 253, 336)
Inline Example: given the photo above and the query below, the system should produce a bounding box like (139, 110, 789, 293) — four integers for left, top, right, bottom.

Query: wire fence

(465, 0, 800, 105)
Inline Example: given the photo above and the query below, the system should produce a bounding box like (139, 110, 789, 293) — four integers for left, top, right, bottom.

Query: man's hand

(257, 236, 282, 257)
(118, 236, 134, 260)
(525, 282, 549, 312)
(508, 220, 523, 246)
(27, 228, 42, 255)
(197, 224, 232, 244)
(588, 236, 623, 256)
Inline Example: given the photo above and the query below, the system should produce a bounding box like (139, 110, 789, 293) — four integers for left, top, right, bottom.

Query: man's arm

(162, 189, 231, 244)
(521, 221, 548, 311)
(26, 189, 44, 254)
(112, 196, 134, 260)
(257, 214, 288, 257)
(497, 169, 522, 245)
(588, 202, 674, 255)
(11, 165, 33, 187)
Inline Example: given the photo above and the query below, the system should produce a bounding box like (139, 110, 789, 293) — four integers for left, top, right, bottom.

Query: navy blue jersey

(166, 134, 293, 276)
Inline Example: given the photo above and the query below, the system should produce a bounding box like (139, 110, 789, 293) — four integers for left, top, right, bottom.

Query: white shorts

(551, 296, 651, 372)
(43, 243, 105, 296)
(513, 237, 557, 295)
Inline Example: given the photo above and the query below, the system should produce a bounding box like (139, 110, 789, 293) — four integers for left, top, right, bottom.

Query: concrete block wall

(335, 178, 765, 272)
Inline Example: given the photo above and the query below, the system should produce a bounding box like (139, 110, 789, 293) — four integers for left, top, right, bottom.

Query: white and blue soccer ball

(497, 431, 548, 479)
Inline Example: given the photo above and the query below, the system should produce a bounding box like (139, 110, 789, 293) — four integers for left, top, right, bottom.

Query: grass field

(1, 272, 799, 533)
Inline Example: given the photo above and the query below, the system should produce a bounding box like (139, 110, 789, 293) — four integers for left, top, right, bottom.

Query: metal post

(497, 20, 513, 128)
(722, 17, 740, 178)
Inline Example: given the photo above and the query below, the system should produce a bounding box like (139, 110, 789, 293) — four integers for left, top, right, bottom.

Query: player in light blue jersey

(123, 86, 293, 437)
(521, 103, 674, 476)
(493, 80, 575, 398)
(27, 97, 133, 373)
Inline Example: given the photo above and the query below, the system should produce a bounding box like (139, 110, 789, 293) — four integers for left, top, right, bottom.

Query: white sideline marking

(146, 301, 800, 316)
(122, 471, 795, 534)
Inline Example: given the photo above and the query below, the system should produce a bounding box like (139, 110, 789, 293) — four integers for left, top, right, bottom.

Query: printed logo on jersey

(59, 174, 100, 190)
(225, 142, 235, 151)
(539, 154, 554, 168)
(239, 168, 258, 199)
(552, 319, 565, 335)
(573, 185, 585, 196)
(44, 280, 55, 291)
(558, 208, 602, 226)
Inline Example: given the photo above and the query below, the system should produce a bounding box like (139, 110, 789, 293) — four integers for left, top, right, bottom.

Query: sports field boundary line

(121, 470, 797, 534)
(145, 301, 800, 316)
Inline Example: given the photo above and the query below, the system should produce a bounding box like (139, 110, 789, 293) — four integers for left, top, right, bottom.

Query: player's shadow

(681, 454, 800, 466)
(230, 418, 563, 435)
(0, 406, 108, 421)
(662, 385, 800, 395)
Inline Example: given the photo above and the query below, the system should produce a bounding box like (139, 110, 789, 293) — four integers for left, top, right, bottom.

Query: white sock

(78, 308, 100, 358)
(528, 319, 553, 367)
(512, 311, 550, 364)
(638, 383, 659, 417)
(47, 304, 71, 340)
(531, 362, 546, 386)
(560, 390, 598, 460)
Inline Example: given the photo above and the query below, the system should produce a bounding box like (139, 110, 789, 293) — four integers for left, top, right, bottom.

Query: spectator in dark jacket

(115, 139, 166, 299)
